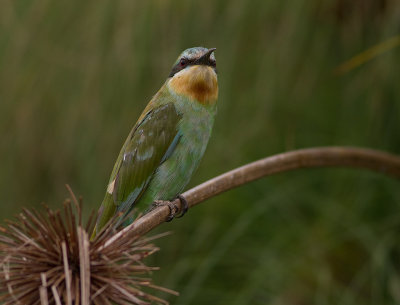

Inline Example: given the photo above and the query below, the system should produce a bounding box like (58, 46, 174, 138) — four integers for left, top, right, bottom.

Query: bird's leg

(176, 194, 188, 218)
(153, 200, 178, 222)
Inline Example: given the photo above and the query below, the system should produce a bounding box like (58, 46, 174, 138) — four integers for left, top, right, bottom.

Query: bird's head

(167, 47, 218, 105)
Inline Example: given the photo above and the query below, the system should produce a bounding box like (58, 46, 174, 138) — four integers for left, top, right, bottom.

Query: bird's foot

(176, 194, 188, 218)
(153, 195, 188, 222)
(154, 200, 178, 222)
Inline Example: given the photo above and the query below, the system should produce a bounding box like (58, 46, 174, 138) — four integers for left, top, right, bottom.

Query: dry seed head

(0, 199, 176, 305)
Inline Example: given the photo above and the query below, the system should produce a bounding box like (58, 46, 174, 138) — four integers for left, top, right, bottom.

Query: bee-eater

(93, 47, 218, 236)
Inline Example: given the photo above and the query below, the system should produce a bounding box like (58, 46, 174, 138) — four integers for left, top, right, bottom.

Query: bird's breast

(168, 65, 218, 105)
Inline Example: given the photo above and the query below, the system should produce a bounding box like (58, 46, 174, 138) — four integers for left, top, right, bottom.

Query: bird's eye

(210, 60, 216, 67)
(179, 58, 188, 67)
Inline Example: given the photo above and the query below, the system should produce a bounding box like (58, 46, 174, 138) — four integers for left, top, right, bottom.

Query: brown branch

(106, 146, 400, 245)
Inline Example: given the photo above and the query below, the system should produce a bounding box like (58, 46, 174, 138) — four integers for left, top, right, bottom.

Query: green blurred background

(1, 0, 400, 304)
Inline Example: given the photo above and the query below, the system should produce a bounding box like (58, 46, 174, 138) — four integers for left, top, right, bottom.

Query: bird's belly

(136, 109, 214, 210)
(151, 127, 210, 199)
(151, 137, 205, 199)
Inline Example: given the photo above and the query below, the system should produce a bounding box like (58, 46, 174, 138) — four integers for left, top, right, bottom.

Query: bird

(92, 47, 218, 237)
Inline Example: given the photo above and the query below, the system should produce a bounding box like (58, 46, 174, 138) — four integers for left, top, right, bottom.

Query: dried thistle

(0, 195, 177, 305)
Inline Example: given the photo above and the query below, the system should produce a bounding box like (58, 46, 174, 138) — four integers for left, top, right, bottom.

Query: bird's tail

(90, 192, 117, 240)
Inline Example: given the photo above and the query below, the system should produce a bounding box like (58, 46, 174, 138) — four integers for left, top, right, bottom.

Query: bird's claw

(176, 194, 188, 218)
(154, 195, 188, 222)
(154, 200, 178, 222)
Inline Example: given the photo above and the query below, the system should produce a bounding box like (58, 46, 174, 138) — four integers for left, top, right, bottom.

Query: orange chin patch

(169, 65, 218, 105)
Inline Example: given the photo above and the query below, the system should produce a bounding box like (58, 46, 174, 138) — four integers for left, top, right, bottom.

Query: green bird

(93, 47, 218, 236)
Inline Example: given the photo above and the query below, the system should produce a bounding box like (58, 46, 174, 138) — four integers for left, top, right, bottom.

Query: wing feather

(112, 103, 182, 214)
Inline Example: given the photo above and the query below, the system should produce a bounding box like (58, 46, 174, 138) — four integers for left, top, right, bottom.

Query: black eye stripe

(169, 57, 216, 77)
(180, 58, 189, 65)
(169, 58, 193, 77)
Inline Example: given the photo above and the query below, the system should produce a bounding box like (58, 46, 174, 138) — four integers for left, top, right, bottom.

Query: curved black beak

(194, 48, 216, 66)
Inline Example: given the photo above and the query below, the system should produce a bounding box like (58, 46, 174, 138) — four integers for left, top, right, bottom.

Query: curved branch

(104, 146, 400, 247)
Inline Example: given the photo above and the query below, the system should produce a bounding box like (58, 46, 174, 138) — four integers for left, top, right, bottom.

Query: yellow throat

(168, 65, 218, 105)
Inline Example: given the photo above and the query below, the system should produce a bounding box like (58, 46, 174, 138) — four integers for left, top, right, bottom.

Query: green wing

(95, 102, 182, 233)
(114, 102, 182, 211)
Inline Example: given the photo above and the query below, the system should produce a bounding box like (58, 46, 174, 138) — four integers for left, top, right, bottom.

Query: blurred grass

(1, 0, 400, 304)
